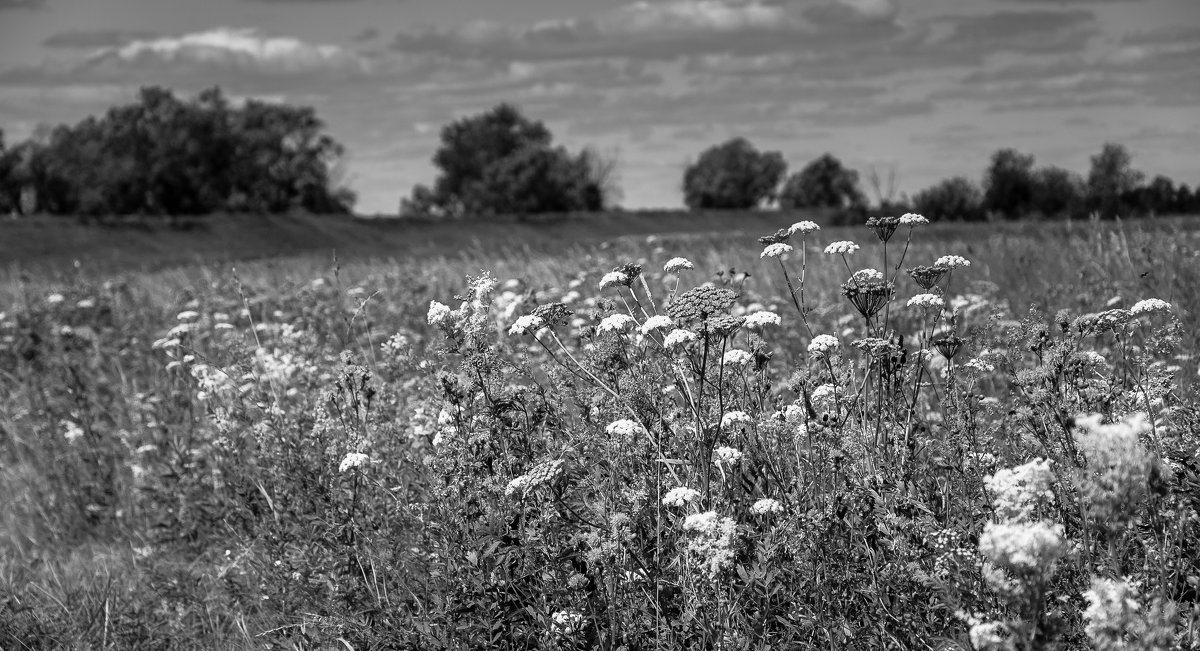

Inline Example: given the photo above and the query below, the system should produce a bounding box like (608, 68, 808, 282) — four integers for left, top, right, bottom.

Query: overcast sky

(1, 0, 1197, 214)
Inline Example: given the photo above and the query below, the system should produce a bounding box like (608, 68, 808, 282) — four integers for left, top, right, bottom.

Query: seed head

(865, 216, 899, 243)
(667, 285, 739, 323)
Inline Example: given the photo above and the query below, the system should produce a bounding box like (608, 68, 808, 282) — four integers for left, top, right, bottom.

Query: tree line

(0, 86, 355, 218)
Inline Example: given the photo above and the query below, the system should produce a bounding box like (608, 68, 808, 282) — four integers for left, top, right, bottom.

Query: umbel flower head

(744, 311, 781, 330)
(598, 271, 628, 290)
(934, 254, 971, 269)
(757, 228, 792, 246)
(639, 315, 674, 334)
(899, 212, 929, 227)
(789, 220, 820, 235)
(908, 265, 948, 290)
(865, 215, 899, 243)
(841, 278, 894, 319)
(664, 257, 694, 273)
(760, 243, 793, 258)
(338, 452, 371, 473)
(908, 293, 945, 311)
(662, 486, 701, 507)
(824, 240, 860, 255)
(705, 314, 746, 338)
(532, 302, 572, 327)
(509, 314, 545, 336)
(664, 328, 699, 350)
(933, 335, 964, 360)
(807, 334, 840, 357)
(667, 285, 739, 323)
(750, 498, 782, 515)
(614, 262, 643, 285)
(1129, 298, 1170, 316)
(597, 313, 637, 335)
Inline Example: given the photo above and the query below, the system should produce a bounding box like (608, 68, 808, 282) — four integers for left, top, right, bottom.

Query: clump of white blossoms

(338, 452, 371, 473)
(664, 328, 699, 350)
(639, 315, 674, 334)
(935, 254, 971, 269)
(722, 349, 753, 367)
(598, 271, 629, 290)
(985, 458, 1056, 522)
(824, 241, 860, 255)
(713, 446, 743, 466)
(968, 621, 1015, 651)
(176, 310, 200, 322)
(750, 498, 782, 515)
(900, 212, 929, 226)
(597, 313, 637, 335)
(62, 420, 84, 443)
(1073, 413, 1158, 534)
(550, 610, 584, 636)
(509, 314, 545, 336)
(606, 419, 645, 440)
(664, 257, 694, 273)
(760, 242, 793, 258)
(662, 486, 701, 507)
(721, 411, 752, 428)
(851, 268, 884, 284)
(1082, 577, 1147, 650)
(789, 220, 820, 235)
(743, 311, 781, 330)
(907, 293, 945, 310)
(427, 300, 453, 326)
(807, 334, 840, 357)
(978, 520, 1066, 574)
(682, 511, 739, 578)
(1129, 298, 1171, 316)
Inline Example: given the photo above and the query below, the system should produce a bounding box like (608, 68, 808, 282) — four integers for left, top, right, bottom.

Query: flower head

(934, 254, 971, 269)
(824, 241, 860, 255)
(760, 242, 793, 258)
(789, 220, 820, 235)
(663, 328, 699, 350)
(509, 314, 546, 336)
(850, 268, 884, 285)
(606, 419, 645, 438)
(743, 310, 781, 330)
(667, 285, 738, 322)
(807, 334, 840, 357)
(639, 315, 674, 334)
(597, 313, 637, 335)
(721, 411, 752, 428)
(722, 349, 753, 367)
(899, 213, 929, 227)
(907, 293, 945, 310)
(427, 300, 453, 326)
(664, 257, 694, 273)
(1129, 298, 1170, 316)
(750, 498, 782, 515)
(338, 452, 371, 473)
(662, 486, 701, 507)
(598, 271, 629, 290)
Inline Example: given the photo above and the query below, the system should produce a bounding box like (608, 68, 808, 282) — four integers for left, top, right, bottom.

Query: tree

(1030, 166, 1084, 219)
(778, 153, 866, 211)
(1140, 175, 1177, 215)
(1086, 143, 1143, 218)
(912, 176, 984, 222)
(682, 138, 786, 210)
(983, 148, 1036, 219)
(476, 145, 603, 216)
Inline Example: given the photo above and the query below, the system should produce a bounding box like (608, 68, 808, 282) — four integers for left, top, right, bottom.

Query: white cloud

(108, 27, 371, 76)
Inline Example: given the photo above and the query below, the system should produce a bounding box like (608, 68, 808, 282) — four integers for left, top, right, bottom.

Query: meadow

(1, 213, 1199, 650)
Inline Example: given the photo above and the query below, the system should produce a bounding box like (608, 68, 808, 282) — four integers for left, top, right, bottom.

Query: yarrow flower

(1082, 577, 1143, 649)
(934, 254, 971, 269)
(597, 313, 637, 335)
(824, 241, 860, 255)
(789, 220, 820, 235)
(662, 486, 701, 507)
(743, 311, 781, 330)
(338, 452, 370, 473)
(682, 511, 739, 578)
(639, 315, 674, 334)
(978, 520, 1066, 573)
(985, 458, 1056, 522)
(721, 411, 752, 428)
(749, 498, 782, 515)
(606, 419, 645, 438)
(664, 328, 699, 350)
(907, 293, 945, 310)
(760, 242, 793, 258)
(850, 268, 884, 284)
(722, 349, 753, 367)
(509, 314, 545, 336)
(964, 358, 995, 373)
(427, 300, 452, 326)
(664, 257, 694, 273)
(1129, 298, 1171, 316)
(807, 334, 840, 357)
(713, 446, 743, 465)
(598, 271, 629, 290)
(899, 212, 929, 226)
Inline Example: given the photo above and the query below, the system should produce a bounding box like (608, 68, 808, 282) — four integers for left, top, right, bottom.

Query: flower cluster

(663, 328, 699, 350)
(807, 334, 840, 357)
(664, 257, 694, 273)
(760, 243, 793, 258)
(338, 452, 370, 473)
(662, 486, 701, 507)
(985, 458, 1056, 522)
(907, 293, 945, 310)
(934, 254, 971, 269)
(721, 411, 752, 428)
(509, 314, 545, 336)
(722, 349, 753, 367)
(639, 315, 674, 334)
(749, 498, 782, 515)
(712, 446, 743, 466)
(682, 511, 739, 578)
(743, 311, 781, 330)
(824, 241, 860, 255)
(789, 220, 820, 235)
(899, 212, 929, 226)
(667, 285, 739, 322)
(597, 313, 637, 336)
(1129, 298, 1171, 316)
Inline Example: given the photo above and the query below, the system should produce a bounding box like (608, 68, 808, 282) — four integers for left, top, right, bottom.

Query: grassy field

(2, 214, 1199, 649)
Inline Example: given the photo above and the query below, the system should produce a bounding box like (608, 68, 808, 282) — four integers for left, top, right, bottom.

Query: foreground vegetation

(2, 216, 1199, 649)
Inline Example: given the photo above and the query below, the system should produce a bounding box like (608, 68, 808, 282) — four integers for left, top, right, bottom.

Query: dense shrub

(682, 137, 787, 210)
(913, 176, 985, 221)
(778, 153, 866, 212)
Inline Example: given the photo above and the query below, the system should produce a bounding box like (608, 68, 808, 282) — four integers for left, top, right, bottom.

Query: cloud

(43, 29, 161, 49)
(0, 0, 43, 9)
(354, 28, 380, 43)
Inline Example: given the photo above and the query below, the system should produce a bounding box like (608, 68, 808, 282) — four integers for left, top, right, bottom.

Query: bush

(682, 137, 786, 210)
(778, 153, 866, 212)
(912, 175, 985, 221)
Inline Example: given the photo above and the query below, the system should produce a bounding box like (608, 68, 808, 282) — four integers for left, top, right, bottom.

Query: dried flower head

(705, 314, 746, 337)
(841, 279, 894, 319)
(667, 285, 739, 322)
(531, 302, 572, 327)
(865, 216, 899, 243)
(933, 335, 964, 360)
(614, 262, 642, 285)
(824, 240, 860, 255)
(664, 257, 694, 273)
(757, 228, 792, 246)
(908, 265, 948, 290)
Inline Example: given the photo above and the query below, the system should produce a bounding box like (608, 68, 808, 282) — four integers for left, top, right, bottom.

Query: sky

(0, 0, 1197, 214)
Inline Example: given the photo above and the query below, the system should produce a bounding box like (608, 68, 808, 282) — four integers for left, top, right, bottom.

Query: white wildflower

(743, 311, 781, 330)
(1082, 577, 1143, 648)
(664, 257, 694, 273)
(664, 328, 699, 350)
(985, 458, 1056, 522)
(713, 446, 743, 465)
(907, 293, 945, 310)
(605, 419, 645, 438)
(823, 241, 860, 255)
(508, 314, 545, 336)
(639, 314, 673, 334)
(1129, 298, 1170, 316)
(598, 271, 629, 290)
(722, 349, 753, 367)
(427, 300, 452, 326)
(721, 411, 752, 428)
(46, 293, 65, 304)
(760, 242, 793, 258)
(662, 486, 701, 507)
(550, 610, 584, 636)
(597, 313, 637, 335)
(934, 254, 971, 269)
(789, 220, 820, 235)
(750, 498, 782, 515)
(964, 358, 995, 373)
(807, 334, 840, 356)
(851, 268, 884, 283)
(62, 420, 84, 443)
(899, 213, 929, 226)
(969, 621, 1015, 651)
(979, 520, 1066, 573)
(176, 310, 200, 322)
(338, 452, 371, 473)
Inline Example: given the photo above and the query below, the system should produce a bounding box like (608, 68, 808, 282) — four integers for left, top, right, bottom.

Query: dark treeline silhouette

(0, 86, 355, 219)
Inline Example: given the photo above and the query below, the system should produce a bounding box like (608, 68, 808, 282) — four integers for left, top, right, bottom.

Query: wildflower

(62, 420, 84, 443)
(968, 622, 1015, 651)
(933, 335, 964, 360)
(750, 498, 782, 515)
(811, 383, 836, 402)
(789, 220, 820, 235)
(664, 257, 694, 273)
(427, 300, 452, 326)
(978, 520, 1066, 573)
(743, 311, 781, 330)
(706, 314, 745, 337)
(713, 446, 743, 465)
(1073, 413, 1157, 534)
(550, 610, 584, 636)
(783, 404, 806, 422)
(908, 265, 948, 290)
(865, 216, 899, 243)
(598, 271, 629, 290)
(662, 486, 701, 507)
(758, 228, 791, 245)
(605, 419, 645, 438)
(667, 285, 738, 322)
(505, 475, 530, 497)
(663, 328, 699, 350)
(841, 279, 894, 319)
(823, 241, 860, 255)
(964, 358, 995, 373)
(850, 268, 884, 284)
(807, 334, 840, 357)
(613, 262, 642, 285)
(508, 314, 545, 336)
(639, 315, 673, 335)
(1129, 298, 1171, 316)
(721, 411, 752, 428)
(899, 213, 929, 227)
(597, 313, 637, 335)
(722, 349, 753, 367)
(934, 254, 971, 269)
(985, 458, 1056, 522)
(1082, 577, 1142, 649)
(338, 452, 371, 473)
(760, 242, 793, 258)
(532, 302, 572, 327)
(907, 293, 945, 310)
(176, 310, 200, 322)
(46, 293, 65, 304)
(682, 511, 739, 578)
